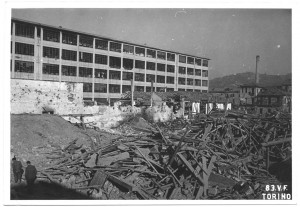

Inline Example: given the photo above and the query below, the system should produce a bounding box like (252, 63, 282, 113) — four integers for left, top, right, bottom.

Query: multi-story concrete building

(10, 18, 210, 103)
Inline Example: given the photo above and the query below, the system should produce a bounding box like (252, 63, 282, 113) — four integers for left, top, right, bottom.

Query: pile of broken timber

(40, 112, 291, 199)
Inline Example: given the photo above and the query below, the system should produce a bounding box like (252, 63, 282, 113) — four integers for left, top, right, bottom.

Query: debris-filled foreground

(13, 112, 292, 200)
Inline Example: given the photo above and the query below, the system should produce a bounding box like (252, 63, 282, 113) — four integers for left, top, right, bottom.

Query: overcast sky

(12, 8, 291, 79)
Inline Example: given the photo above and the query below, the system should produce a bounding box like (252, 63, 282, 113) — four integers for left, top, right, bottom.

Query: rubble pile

(38, 112, 291, 200)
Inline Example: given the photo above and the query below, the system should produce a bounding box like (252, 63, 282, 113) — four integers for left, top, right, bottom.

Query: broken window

(109, 70, 121, 80)
(203, 59, 208, 67)
(202, 70, 208, 77)
(123, 58, 134, 70)
(157, 75, 165, 83)
(167, 76, 174, 84)
(15, 42, 34, 56)
(123, 44, 134, 54)
(43, 63, 59, 75)
(109, 84, 120, 93)
(195, 89, 201, 92)
(147, 49, 156, 58)
(79, 67, 92, 77)
(146, 86, 154, 92)
(179, 66, 186, 74)
(135, 47, 145, 56)
(62, 65, 76, 76)
(166, 88, 174, 92)
(187, 57, 194, 65)
(62, 32, 77, 45)
(122, 71, 133, 80)
(195, 79, 201, 86)
(135, 60, 145, 69)
(146, 62, 155, 70)
(146, 74, 155, 82)
(14, 60, 34, 73)
(95, 69, 107, 79)
(195, 69, 201, 76)
(202, 90, 208, 93)
(109, 56, 121, 69)
(157, 51, 166, 60)
(187, 68, 194, 75)
(95, 39, 108, 50)
(122, 85, 131, 93)
(178, 77, 186, 85)
(187, 78, 194, 85)
(135, 73, 145, 82)
(62, 49, 77, 61)
(135, 86, 144, 92)
(43, 29, 60, 42)
(156, 87, 165, 92)
(202, 80, 208, 86)
(109, 42, 121, 53)
(157, 63, 165, 72)
(15, 23, 34, 38)
(187, 89, 193, 92)
(43, 46, 59, 59)
(83, 83, 92, 92)
(79, 52, 93, 63)
(167, 53, 175, 62)
(95, 54, 107, 65)
(94, 83, 107, 93)
(79, 35, 93, 48)
(178, 88, 185, 91)
(167, 65, 175, 73)
(179, 55, 186, 63)
(195, 58, 202, 66)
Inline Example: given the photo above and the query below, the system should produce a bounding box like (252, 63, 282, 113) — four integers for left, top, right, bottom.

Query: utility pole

(255, 55, 260, 96)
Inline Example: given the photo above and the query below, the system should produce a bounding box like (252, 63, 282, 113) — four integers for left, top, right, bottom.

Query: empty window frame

(195, 79, 201, 86)
(202, 90, 208, 93)
(135, 47, 145, 56)
(135, 60, 145, 69)
(157, 75, 165, 83)
(178, 88, 185, 91)
(179, 66, 186, 74)
(109, 42, 121, 53)
(157, 51, 166, 60)
(146, 62, 155, 70)
(167, 53, 175, 62)
(123, 58, 134, 70)
(109, 57, 121, 69)
(14, 60, 34, 73)
(15, 42, 34, 56)
(135, 73, 145, 82)
(187, 89, 193, 92)
(95, 54, 108, 65)
(15, 23, 34, 38)
(122, 71, 133, 80)
(187, 67, 194, 75)
(157, 63, 165, 72)
(167, 65, 175, 73)
(123, 44, 134, 54)
(62, 65, 76, 76)
(83, 83, 92, 92)
(167, 76, 174, 84)
(94, 83, 107, 93)
(195, 69, 201, 76)
(187, 78, 194, 85)
(156, 87, 165, 92)
(179, 55, 186, 63)
(109, 70, 121, 80)
(135, 86, 144, 92)
(43, 63, 59, 75)
(147, 49, 156, 58)
(95, 69, 107, 79)
(122, 85, 131, 93)
(79, 52, 93, 63)
(95, 39, 108, 50)
(79, 67, 93, 77)
(79, 35, 93, 48)
(202, 80, 208, 86)
(62, 49, 77, 61)
(109, 84, 120, 93)
(62, 32, 77, 45)
(146, 74, 155, 83)
(187, 57, 194, 65)
(178, 77, 186, 85)
(195, 89, 201, 92)
(202, 70, 208, 77)
(195, 58, 202, 66)
(146, 86, 155, 92)
(43, 46, 59, 59)
(166, 88, 174, 92)
(43, 29, 60, 42)
(203, 59, 208, 67)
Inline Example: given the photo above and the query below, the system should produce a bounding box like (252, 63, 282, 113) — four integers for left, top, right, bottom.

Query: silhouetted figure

(25, 161, 37, 192)
(12, 157, 23, 183)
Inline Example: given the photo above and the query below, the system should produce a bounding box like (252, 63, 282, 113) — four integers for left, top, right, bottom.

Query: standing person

(11, 157, 23, 183)
(25, 161, 37, 192)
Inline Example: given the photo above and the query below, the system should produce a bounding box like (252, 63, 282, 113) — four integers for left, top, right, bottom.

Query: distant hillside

(209, 72, 291, 90)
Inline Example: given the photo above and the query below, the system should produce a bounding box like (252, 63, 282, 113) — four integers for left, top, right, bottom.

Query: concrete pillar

(59, 31, 62, 82)
(11, 22, 15, 78)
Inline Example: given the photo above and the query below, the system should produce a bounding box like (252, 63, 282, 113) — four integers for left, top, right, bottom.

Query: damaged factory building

(10, 18, 292, 200)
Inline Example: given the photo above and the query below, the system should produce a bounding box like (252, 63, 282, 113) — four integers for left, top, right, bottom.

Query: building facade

(10, 18, 210, 103)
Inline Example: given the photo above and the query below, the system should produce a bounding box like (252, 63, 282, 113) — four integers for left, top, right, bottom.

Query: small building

(239, 84, 263, 106)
